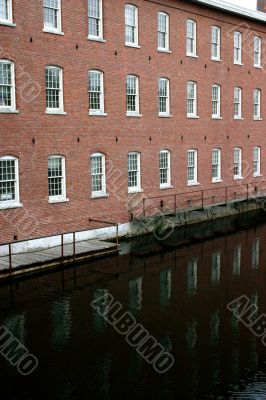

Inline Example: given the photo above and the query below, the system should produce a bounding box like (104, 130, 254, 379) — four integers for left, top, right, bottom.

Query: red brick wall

(0, 0, 266, 243)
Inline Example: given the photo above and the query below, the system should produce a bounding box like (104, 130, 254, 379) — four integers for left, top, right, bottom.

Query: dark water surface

(2, 217, 266, 399)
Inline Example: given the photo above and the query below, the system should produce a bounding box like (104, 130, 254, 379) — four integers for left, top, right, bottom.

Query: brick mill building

(0, 0, 266, 250)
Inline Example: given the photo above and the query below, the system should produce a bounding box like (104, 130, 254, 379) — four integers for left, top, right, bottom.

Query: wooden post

(73, 232, 76, 262)
(116, 224, 119, 252)
(61, 234, 64, 259)
(8, 243, 12, 275)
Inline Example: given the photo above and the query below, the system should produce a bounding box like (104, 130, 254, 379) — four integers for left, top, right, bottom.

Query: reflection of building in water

(128, 277, 143, 315)
(160, 269, 172, 307)
(185, 318, 198, 399)
(211, 252, 221, 285)
(93, 355, 111, 400)
(233, 245, 241, 277)
(250, 292, 258, 323)
(51, 298, 72, 347)
(187, 259, 198, 295)
(210, 310, 220, 347)
(4, 313, 26, 344)
(92, 288, 110, 334)
(252, 239, 260, 269)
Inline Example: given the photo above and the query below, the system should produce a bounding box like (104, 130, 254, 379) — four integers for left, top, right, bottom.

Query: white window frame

(126, 75, 140, 116)
(254, 36, 262, 68)
(212, 149, 221, 183)
(157, 12, 169, 52)
(186, 20, 197, 57)
(253, 147, 261, 177)
(253, 89, 261, 119)
(0, 156, 21, 209)
(159, 150, 171, 189)
(234, 87, 242, 119)
(88, 0, 103, 41)
(128, 152, 141, 193)
(158, 78, 170, 116)
(0, 59, 16, 113)
(43, 0, 63, 35)
(211, 26, 221, 61)
(91, 152, 107, 197)
(212, 84, 221, 119)
(89, 70, 105, 115)
(125, 4, 139, 47)
(187, 149, 198, 185)
(0, 0, 14, 25)
(187, 81, 198, 118)
(48, 155, 67, 203)
(234, 31, 242, 65)
(45, 66, 65, 114)
(233, 148, 242, 180)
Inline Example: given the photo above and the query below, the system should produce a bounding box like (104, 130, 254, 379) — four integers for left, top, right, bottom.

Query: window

(88, 0, 103, 40)
(0, 0, 12, 24)
(48, 156, 66, 201)
(160, 150, 171, 188)
(0, 156, 20, 207)
(234, 87, 242, 119)
(126, 75, 139, 115)
(233, 148, 242, 179)
(187, 81, 197, 117)
(158, 78, 170, 115)
(212, 84, 221, 118)
(254, 36, 262, 67)
(43, 0, 62, 33)
(233, 245, 241, 276)
(234, 31, 242, 64)
(252, 239, 260, 269)
(91, 153, 106, 196)
(187, 150, 198, 185)
(186, 20, 196, 56)
(125, 4, 138, 46)
(211, 252, 221, 285)
(45, 66, 64, 113)
(253, 147, 261, 177)
(128, 152, 141, 192)
(158, 12, 169, 51)
(254, 89, 261, 119)
(211, 26, 221, 60)
(212, 149, 221, 183)
(89, 70, 105, 114)
(0, 60, 16, 112)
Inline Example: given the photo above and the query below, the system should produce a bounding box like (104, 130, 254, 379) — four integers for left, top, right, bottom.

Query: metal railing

(143, 181, 266, 218)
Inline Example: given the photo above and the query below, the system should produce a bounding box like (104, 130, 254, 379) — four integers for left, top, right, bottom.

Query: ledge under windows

(89, 111, 108, 117)
(49, 198, 69, 204)
(159, 113, 172, 118)
(254, 65, 262, 69)
(234, 116, 244, 120)
(45, 110, 67, 115)
(254, 117, 262, 121)
(88, 36, 106, 43)
(0, 109, 19, 114)
(0, 202, 23, 210)
(212, 116, 222, 120)
(42, 28, 64, 36)
(211, 58, 222, 62)
(234, 62, 243, 66)
(186, 54, 198, 58)
(0, 20, 16, 27)
(91, 193, 109, 199)
(128, 188, 143, 194)
(157, 48, 171, 54)
(234, 176, 243, 181)
(212, 179, 222, 184)
(160, 185, 174, 190)
(125, 43, 141, 49)
(253, 174, 262, 178)
(187, 115, 199, 119)
(187, 182, 200, 187)
(126, 113, 142, 118)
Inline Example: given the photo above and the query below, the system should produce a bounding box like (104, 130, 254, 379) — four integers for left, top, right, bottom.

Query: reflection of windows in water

(210, 310, 220, 346)
(187, 259, 198, 295)
(160, 269, 172, 307)
(186, 318, 197, 353)
(94, 356, 112, 399)
(4, 313, 25, 344)
(252, 239, 260, 269)
(250, 293, 258, 323)
(211, 252, 221, 284)
(233, 245, 241, 277)
(159, 334, 172, 353)
(92, 288, 110, 334)
(129, 277, 142, 315)
(51, 298, 72, 347)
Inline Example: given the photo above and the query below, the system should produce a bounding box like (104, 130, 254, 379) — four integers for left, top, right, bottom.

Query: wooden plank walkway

(0, 239, 118, 276)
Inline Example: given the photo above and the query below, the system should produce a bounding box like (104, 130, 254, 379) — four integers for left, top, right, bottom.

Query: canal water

(1, 213, 266, 399)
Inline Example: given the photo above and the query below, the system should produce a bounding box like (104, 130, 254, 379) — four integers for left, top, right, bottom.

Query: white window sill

(0, 202, 23, 210)
(254, 65, 262, 69)
(186, 54, 198, 58)
(187, 182, 200, 187)
(211, 58, 221, 62)
(159, 113, 172, 118)
(88, 37, 106, 43)
(89, 111, 107, 116)
(157, 48, 171, 54)
(43, 28, 64, 36)
(45, 110, 67, 115)
(234, 176, 243, 181)
(187, 115, 199, 119)
(212, 179, 222, 184)
(253, 174, 262, 178)
(0, 20, 16, 27)
(126, 113, 142, 118)
(234, 117, 244, 120)
(125, 43, 141, 49)
(212, 116, 222, 120)
(128, 188, 143, 194)
(160, 185, 173, 190)
(254, 117, 262, 121)
(49, 198, 69, 204)
(234, 62, 243, 66)
(0, 109, 19, 114)
(91, 193, 109, 199)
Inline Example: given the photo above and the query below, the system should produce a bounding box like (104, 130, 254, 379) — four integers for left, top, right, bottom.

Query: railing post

(116, 224, 119, 252)
(8, 243, 12, 275)
(143, 198, 145, 218)
(247, 183, 249, 201)
(174, 194, 177, 215)
(225, 186, 228, 205)
(73, 232, 76, 262)
(61, 234, 64, 259)
(201, 190, 204, 209)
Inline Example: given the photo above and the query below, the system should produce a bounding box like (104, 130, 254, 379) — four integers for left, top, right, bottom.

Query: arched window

(157, 12, 169, 51)
(125, 4, 138, 46)
(158, 78, 170, 116)
(187, 81, 197, 117)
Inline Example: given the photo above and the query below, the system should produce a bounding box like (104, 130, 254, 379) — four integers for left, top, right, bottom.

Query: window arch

(0, 155, 20, 207)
